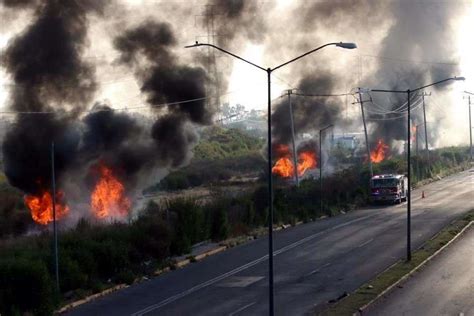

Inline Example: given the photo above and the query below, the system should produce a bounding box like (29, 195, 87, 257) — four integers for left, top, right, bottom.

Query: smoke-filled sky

(0, 0, 473, 160)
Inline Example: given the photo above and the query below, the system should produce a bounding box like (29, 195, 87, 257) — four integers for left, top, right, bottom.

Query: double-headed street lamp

(186, 41, 357, 315)
(368, 76, 465, 261)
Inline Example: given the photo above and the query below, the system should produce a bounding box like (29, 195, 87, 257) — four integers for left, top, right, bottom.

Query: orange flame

(272, 157, 295, 178)
(91, 164, 130, 219)
(370, 139, 389, 163)
(297, 151, 317, 176)
(25, 191, 69, 225)
(272, 144, 318, 178)
(411, 125, 417, 142)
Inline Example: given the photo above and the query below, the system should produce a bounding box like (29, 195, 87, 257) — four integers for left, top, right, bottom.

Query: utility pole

(406, 90, 412, 261)
(51, 142, 59, 292)
(287, 90, 299, 186)
(357, 89, 373, 177)
(415, 123, 424, 180)
(470, 96, 473, 162)
(463, 93, 473, 162)
(420, 91, 431, 168)
(319, 125, 333, 216)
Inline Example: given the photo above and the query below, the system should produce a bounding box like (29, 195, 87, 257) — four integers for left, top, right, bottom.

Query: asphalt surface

(67, 169, 474, 316)
(368, 224, 474, 316)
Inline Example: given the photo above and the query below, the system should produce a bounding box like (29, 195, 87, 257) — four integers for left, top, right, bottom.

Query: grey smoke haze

(266, 0, 462, 151)
(367, 1, 461, 146)
(207, 0, 268, 48)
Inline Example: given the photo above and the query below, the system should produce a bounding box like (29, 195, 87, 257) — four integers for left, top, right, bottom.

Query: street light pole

(319, 124, 333, 216)
(186, 41, 356, 315)
(287, 90, 299, 186)
(369, 76, 464, 262)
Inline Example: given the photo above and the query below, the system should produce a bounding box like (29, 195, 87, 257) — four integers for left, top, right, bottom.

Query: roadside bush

(0, 258, 54, 316)
(131, 214, 171, 262)
(168, 199, 207, 255)
(210, 207, 230, 241)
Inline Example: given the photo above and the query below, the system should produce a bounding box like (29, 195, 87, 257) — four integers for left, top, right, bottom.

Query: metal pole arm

(185, 42, 267, 72)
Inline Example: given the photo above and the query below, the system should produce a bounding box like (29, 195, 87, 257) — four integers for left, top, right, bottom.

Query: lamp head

(185, 41, 200, 48)
(453, 76, 465, 81)
(336, 42, 357, 49)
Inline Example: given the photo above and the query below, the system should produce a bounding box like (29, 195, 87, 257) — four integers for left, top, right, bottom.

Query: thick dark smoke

(1, 0, 105, 195)
(272, 72, 344, 145)
(367, 1, 460, 145)
(114, 20, 209, 167)
(1, 0, 36, 8)
(2, 2, 210, 206)
(2, 115, 79, 194)
(80, 104, 156, 189)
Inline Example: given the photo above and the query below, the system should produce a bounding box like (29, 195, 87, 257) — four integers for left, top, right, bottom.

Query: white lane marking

(228, 302, 256, 316)
(357, 238, 374, 248)
(131, 213, 378, 316)
(305, 262, 331, 277)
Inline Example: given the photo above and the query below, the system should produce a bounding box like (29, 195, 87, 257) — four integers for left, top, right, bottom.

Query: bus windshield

(372, 178, 399, 188)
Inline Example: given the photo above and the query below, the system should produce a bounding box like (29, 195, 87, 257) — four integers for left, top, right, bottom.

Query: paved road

(67, 169, 474, 316)
(368, 224, 474, 316)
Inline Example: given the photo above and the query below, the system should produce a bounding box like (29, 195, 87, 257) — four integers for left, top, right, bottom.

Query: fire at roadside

(272, 144, 318, 179)
(23, 162, 131, 225)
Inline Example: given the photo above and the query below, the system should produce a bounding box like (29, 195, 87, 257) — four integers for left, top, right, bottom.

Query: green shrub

(0, 258, 54, 316)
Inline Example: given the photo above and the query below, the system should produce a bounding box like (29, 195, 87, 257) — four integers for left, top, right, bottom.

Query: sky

(0, 0, 473, 148)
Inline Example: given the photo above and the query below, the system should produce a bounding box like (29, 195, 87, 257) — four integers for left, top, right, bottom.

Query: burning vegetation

(272, 144, 318, 178)
(91, 164, 131, 220)
(370, 139, 389, 163)
(24, 191, 69, 225)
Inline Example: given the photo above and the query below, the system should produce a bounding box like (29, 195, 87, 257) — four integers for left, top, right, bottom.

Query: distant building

(332, 134, 359, 150)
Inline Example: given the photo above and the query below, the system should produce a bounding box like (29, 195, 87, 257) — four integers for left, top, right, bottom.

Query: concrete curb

(358, 220, 473, 314)
(56, 284, 128, 314)
(154, 266, 170, 276)
(194, 245, 227, 261)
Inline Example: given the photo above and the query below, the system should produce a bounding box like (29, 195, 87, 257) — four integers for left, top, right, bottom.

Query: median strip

(317, 209, 474, 316)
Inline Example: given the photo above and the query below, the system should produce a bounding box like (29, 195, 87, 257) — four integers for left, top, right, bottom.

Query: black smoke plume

(1, 0, 105, 195)
(272, 72, 343, 145)
(114, 20, 209, 167)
